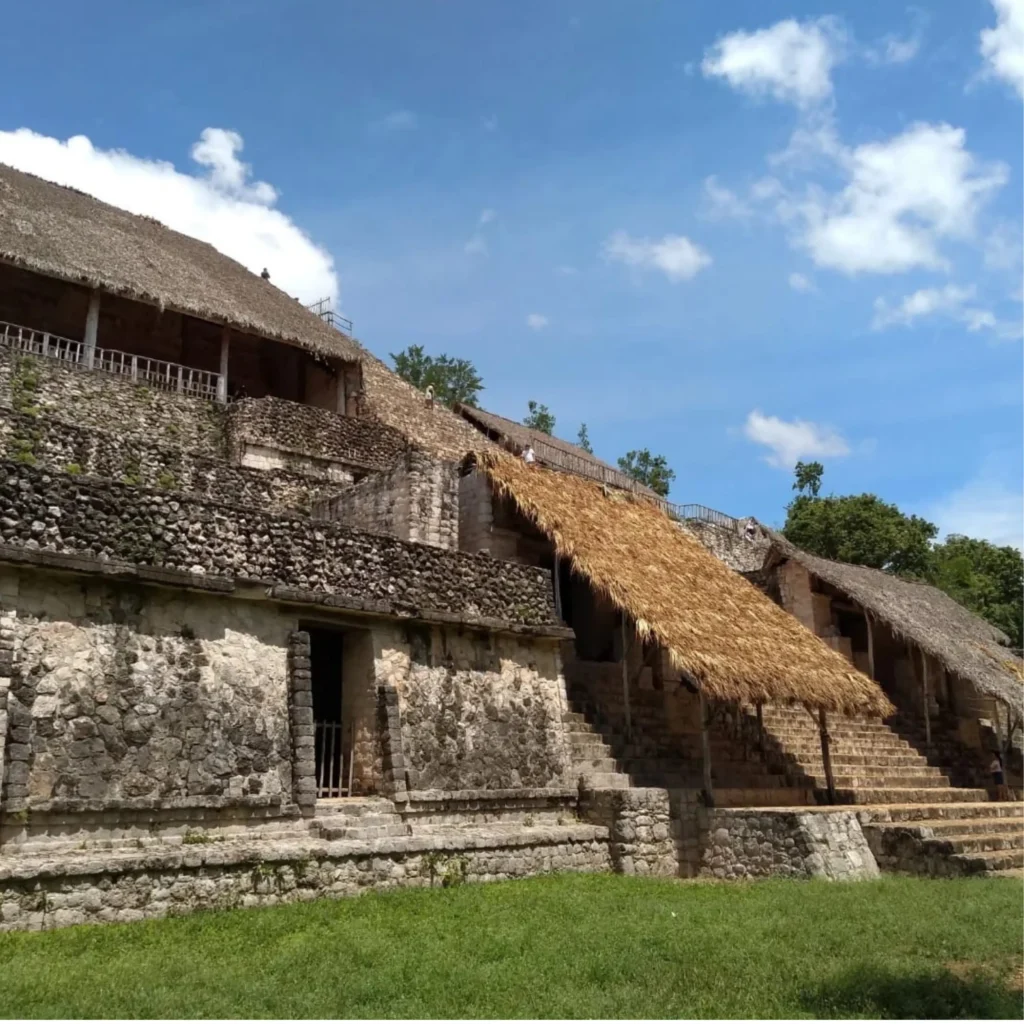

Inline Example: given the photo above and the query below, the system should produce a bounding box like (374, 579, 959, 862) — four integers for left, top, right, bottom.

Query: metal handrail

(0, 320, 222, 402)
(306, 297, 354, 335)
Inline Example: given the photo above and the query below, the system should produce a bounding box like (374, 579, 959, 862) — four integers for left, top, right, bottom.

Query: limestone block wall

(0, 570, 293, 814)
(316, 451, 459, 550)
(579, 787, 677, 876)
(0, 348, 224, 458)
(698, 808, 879, 881)
(0, 462, 557, 627)
(458, 472, 549, 565)
(684, 518, 770, 573)
(0, 409, 327, 515)
(458, 470, 493, 555)
(778, 561, 828, 633)
(227, 396, 408, 476)
(374, 624, 572, 793)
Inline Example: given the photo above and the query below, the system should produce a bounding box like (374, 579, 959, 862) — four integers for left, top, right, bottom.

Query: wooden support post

(552, 553, 562, 621)
(83, 289, 100, 369)
(756, 701, 765, 753)
(699, 689, 714, 808)
(620, 615, 632, 738)
(217, 326, 230, 403)
(921, 650, 932, 748)
(818, 707, 837, 804)
(865, 610, 875, 680)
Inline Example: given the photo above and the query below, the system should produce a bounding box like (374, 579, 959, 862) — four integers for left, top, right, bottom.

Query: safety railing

(0, 320, 222, 402)
(314, 720, 355, 799)
(306, 297, 354, 335)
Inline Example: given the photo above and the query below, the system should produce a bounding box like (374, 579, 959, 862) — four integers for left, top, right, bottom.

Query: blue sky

(1, 0, 1021, 544)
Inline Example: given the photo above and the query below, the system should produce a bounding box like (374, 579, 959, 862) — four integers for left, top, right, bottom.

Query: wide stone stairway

(565, 669, 813, 806)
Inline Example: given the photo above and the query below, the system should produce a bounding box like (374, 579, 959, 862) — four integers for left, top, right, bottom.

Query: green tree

(577, 423, 593, 454)
(930, 535, 1023, 648)
(390, 345, 483, 408)
(617, 449, 676, 498)
(793, 460, 824, 497)
(524, 400, 555, 435)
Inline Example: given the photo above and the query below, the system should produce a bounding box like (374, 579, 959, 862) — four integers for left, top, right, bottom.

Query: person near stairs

(989, 752, 1009, 801)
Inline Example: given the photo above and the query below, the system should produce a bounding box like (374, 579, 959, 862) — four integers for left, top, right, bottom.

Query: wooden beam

(83, 288, 100, 369)
(921, 649, 932, 747)
(818, 708, 837, 804)
(620, 614, 632, 738)
(217, 326, 230, 403)
(553, 553, 562, 622)
(699, 689, 714, 807)
(865, 610, 875, 681)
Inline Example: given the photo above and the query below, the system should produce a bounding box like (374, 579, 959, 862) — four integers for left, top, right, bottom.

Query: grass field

(0, 874, 1020, 1019)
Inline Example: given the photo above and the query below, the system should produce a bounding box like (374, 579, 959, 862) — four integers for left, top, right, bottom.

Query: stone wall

(684, 518, 770, 574)
(579, 787, 678, 876)
(316, 450, 459, 550)
(0, 824, 612, 931)
(698, 808, 879, 881)
(0, 570, 293, 814)
(0, 462, 557, 627)
(0, 348, 225, 458)
(375, 624, 572, 792)
(0, 408, 328, 515)
(228, 396, 408, 475)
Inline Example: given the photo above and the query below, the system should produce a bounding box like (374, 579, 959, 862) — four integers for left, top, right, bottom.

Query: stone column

(0, 610, 15, 814)
(287, 631, 317, 816)
(83, 289, 101, 369)
(376, 682, 408, 803)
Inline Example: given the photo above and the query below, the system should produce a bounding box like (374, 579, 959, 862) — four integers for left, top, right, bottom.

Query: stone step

(318, 822, 410, 841)
(773, 738, 921, 755)
(314, 798, 398, 818)
(919, 816, 1024, 837)
(773, 752, 930, 768)
(861, 801, 1023, 823)
(574, 757, 621, 772)
(839, 786, 990, 805)
(949, 848, 1024, 873)
(578, 771, 632, 789)
(816, 773, 952, 789)
(926, 832, 1024, 855)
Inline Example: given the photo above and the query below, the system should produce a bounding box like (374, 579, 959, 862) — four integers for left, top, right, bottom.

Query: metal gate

(314, 721, 355, 798)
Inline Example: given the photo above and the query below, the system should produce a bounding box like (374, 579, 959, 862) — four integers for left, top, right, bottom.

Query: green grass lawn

(0, 874, 1020, 1019)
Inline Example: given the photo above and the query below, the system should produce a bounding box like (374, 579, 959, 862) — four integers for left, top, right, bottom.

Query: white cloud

(788, 271, 815, 292)
(980, 0, 1024, 98)
(602, 230, 711, 282)
(794, 123, 1008, 274)
(871, 283, 1020, 337)
(463, 235, 488, 257)
(702, 175, 750, 219)
(0, 127, 337, 303)
(526, 313, 549, 330)
(743, 409, 850, 468)
(928, 454, 1024, 549)
(373, 110, 417, 132)
(478, 208, 496, 225)
(701, 17, 845, 107)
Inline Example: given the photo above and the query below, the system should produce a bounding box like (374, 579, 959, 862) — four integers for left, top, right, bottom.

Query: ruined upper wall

(683, 518, 771, 574)
(0, 462, 556, 628)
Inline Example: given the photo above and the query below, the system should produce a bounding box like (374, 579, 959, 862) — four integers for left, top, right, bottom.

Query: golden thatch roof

(765, 534, 1024, 716)
(0, 162, 361, 362)
(480, 452, 894, 717)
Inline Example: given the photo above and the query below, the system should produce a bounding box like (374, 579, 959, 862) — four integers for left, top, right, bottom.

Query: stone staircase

(754, 704, 990, 804)
(858, 801, 1024, 876)
(312, 797, 410, 841)
(565, 671, 812, 805)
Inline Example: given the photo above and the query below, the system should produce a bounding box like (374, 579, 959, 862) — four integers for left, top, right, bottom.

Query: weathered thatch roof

(0, 163, 361, 361)
(456, 403, 654, 495)
(480, 452, 893, 716)
(764, 534, 1024, 717)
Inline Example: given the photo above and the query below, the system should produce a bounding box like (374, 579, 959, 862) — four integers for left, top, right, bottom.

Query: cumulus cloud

(702, 17, 845, 107)
(871, 283, 1020, 337)
(463, 235, 488, 256)
(702, 175, 750, 219)
(788, 272, 816, 292)
(980, 0, 1024, 98)
(478, 208, 496, 225)
(526, 313, 549, 330)
(792, 123, 1008, 274)
(0, 127, 337, 303)
(928, 453, 1024, 549)
(743, 409, 850, 468)
(602, 230, 711, 282)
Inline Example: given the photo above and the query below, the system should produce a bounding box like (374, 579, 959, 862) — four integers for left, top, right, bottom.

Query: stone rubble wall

(683, 518, 771, 574)
(227, 396, 408, 475)
(0, 408, 330, 516)
(315, 450, 459, 550)
(0, 571, 293, 814)
(579, 787, 678, 876)
(699, 808, 880, 881)
(0, 824, 612, 931)
(375, 624, 573, 792)
(0, 347, 225, 458)
(0, 462, 557, 627)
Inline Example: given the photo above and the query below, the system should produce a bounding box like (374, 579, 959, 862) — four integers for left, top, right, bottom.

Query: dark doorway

(306, 625, 350, 799)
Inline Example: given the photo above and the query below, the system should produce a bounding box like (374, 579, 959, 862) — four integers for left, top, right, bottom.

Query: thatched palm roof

(0, 162, 361, 361)
(480, 452, 893, 716)
(456, 403, 654, 495)
(765, 535, 1024, 716)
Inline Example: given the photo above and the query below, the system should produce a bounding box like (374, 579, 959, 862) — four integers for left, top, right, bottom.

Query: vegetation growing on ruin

(0, 874, 1019, 1019)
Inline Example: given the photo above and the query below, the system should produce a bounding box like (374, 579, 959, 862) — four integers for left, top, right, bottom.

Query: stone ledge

(403, 787, 578, 806)
(9, 793, 289, 816)
(0, 824, 609, 882)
